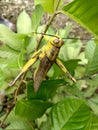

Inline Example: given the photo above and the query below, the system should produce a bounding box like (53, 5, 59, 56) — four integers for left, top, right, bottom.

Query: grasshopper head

(51, 37, 64, 47)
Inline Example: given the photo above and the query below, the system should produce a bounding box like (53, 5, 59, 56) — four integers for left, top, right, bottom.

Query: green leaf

(17, 53, 24, 69)
(58, 23, 72, 38)
(87, 95, 98, 115)
(41, 97, 91, 130)
(83, 75, 98, 98)
(6, 119, 32, 130)
(0, 50, 16, 59)
(63, 0, 98, 37)
(27, 79, 65, 100)
(62, 83, 83, 98)
(85, 41, 96, 63)
(0, 44, 20, 70)
(48, 58, 80, 79)
(5, 109, 32, 130)
(26, 36, 37, 54)
(34, 0, 54, 13)
(59, 40, 82, 60)
(0, 24, 25, 51)
(32, 5, 44, 31)
(17, 10, 32, 34)
(86, 113, 98, 130)
(0, 44, 19, 55)
(34, 0, 63, 13)
(85, 42, 98, 75)
(60, 59, 80, 75)
(15, 99, 53, 119)
(0, 69, 5, 87)
(49, 59, 79, 79)
(7, 56, 19, 70)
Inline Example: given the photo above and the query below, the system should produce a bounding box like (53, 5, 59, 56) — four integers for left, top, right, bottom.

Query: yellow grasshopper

(10, 34, 76, 92)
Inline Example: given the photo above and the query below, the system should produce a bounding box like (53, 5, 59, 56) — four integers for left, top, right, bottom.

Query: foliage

(0, 0, 98, 129)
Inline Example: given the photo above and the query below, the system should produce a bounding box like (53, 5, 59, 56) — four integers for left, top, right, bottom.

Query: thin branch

(0, 104, 14, 128)
(55, 0, 61, 11)
(0, 99, 14, 107)
(27, 119, 34, 130)
(77, 72, 98, 81)
(35, 11, 61, 51)
(14, 73, 26, 103)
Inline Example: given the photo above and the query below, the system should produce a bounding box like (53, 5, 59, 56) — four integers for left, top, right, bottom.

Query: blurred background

(0, 0, 92, 39)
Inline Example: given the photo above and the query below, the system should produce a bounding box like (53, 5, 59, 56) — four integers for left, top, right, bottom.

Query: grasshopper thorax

(51, 37, 64, 47)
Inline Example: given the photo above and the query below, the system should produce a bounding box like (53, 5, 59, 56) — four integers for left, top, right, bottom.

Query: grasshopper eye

(53, 39, 60, 44)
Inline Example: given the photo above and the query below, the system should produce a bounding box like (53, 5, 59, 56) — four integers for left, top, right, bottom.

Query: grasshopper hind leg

(55, 58, 76, 83)
(10, 72, 23, 86)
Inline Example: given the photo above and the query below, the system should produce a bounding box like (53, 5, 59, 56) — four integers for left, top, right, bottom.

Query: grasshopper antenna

(62, 37, 94, 41)
(31, 31, 94, 41)
(32, 32, 59, 38)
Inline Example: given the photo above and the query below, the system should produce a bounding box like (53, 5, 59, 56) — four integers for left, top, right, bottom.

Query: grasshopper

(10, 35, 76, 92)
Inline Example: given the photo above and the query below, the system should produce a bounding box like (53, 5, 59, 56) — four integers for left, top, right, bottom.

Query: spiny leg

(55, 58, 76, 83)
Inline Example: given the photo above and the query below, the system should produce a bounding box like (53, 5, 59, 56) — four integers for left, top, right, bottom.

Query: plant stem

(35, 0, 62, 50)
(77, 72, 98, 80)
(0, 104, 14, 128)
(55, 0, 61, 11)
(0, 99, 14, 107)
(35, 11, 60, 51)
(27, 119, 34, 130)
(14, 73, 26, 103)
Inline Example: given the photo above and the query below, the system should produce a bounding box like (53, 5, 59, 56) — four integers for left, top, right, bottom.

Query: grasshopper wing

(10, 50, 41, 86)
(34, 55, 54, 92)
(55, 58, 76, 83)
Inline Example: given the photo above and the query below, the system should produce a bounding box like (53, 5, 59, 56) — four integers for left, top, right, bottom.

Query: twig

(35, 5, 61, 51)
(55, 0, 61, 11)
(77, 72, 98, 80)
(35, 12, 56, 50)
(0, 104, 14, 128)
(27, 119, 34, 130)
(0, 99, 14, 107)
(14, 73, 26, 103)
